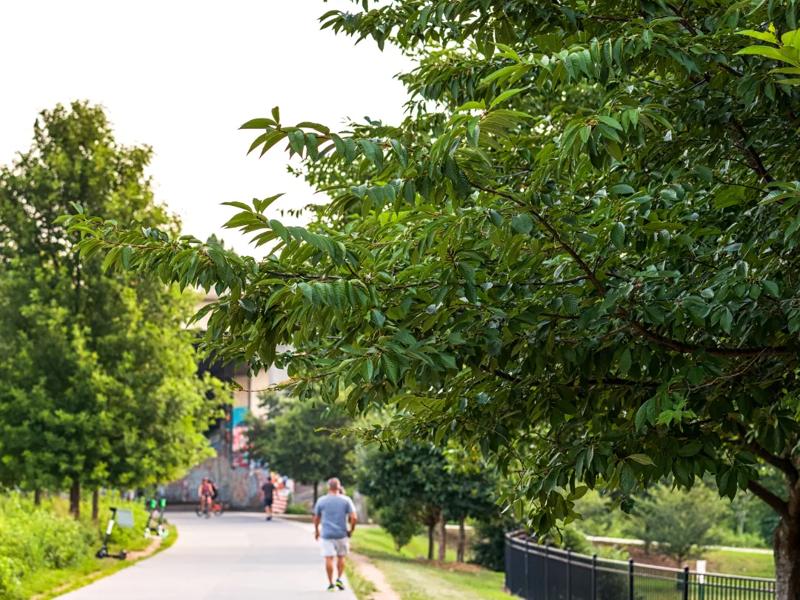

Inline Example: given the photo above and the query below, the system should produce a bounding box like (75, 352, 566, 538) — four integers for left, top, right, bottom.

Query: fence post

(682, 566, 689, 600)
(591, 554, 597, 600)
(628, 559, 634, 600)
(567, 549, 572, 600)
(544, 543, 550, 600)
(523, 537, 529, 599)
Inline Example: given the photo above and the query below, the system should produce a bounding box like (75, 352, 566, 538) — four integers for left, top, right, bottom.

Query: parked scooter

(144, 497, 168, 538)
(96, 507, 132, 560)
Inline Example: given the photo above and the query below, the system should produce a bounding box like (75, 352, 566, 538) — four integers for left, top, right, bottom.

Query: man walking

(261, 477, 275, 521)
(313, 478, 357, 592)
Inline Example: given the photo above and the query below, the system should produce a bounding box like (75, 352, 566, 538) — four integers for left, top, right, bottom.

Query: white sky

(0, 1, 411, 254)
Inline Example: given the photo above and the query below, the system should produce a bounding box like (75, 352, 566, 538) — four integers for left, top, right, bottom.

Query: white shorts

(320, 537, 349, 557)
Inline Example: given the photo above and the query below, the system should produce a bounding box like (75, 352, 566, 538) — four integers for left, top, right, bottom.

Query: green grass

(347, 563, 378, 600)
(0, 492, 176, 599)
(23, 524, 178, 599)
(703, 549, 775, 578)
(351, 526, 512, 600)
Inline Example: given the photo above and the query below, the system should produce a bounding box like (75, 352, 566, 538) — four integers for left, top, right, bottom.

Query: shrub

(0, 489, 151, 594)
(630, 484, 724, 564)
(284, 503, 311, 515)
(377, 503, 421, 550)
(471, 514, 518, 571)
(0, 556, 23, 600)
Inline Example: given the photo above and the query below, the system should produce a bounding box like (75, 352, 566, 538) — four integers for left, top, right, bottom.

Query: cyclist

(198, 477, 214, 517)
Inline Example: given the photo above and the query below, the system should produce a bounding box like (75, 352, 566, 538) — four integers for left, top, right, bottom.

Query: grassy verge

(24, 525, 177, 600)
(351, 527, 512, 600)
(590, 543, 775, 579)
(0, 492, 177, 599)
(348, 561, 378, 600)
(703, 549, 775, 578)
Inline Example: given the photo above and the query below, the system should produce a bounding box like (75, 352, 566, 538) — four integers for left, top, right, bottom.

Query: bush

(0, 493, 94, 576)
(630, 484, 724, 564)
(0, 490, 151, 594)
(377, 503, 421, 550)
(0, 556, 23, 600)
(545, 526, 592, 554)
(471, 514, 517, 571)
(284, 503, 311, 515)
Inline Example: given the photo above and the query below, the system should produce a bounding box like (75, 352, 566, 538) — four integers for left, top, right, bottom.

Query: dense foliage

(247, 394, 355, 502)
(359, 440, 495, 560)
(631, 484, 723, 564)
(65, 2, 800, 595)
(0, 492, 151, 599)
(0, 103, 222, 515)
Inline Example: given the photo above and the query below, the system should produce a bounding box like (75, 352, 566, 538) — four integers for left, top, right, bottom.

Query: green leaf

(239, 118, 276, 129)
(489, 87, 526, 109)
(371, 309, 386, 328)
(762, 280, 780, 298)
(610, 184, 635, 196)
(597, 115, 623, 131)
(611, 222, 626, 248)
(511, 214, 534, 235)
(735, 46, 790, 62)
(628, 454, 655, 466)
(736, 30, 779, 44)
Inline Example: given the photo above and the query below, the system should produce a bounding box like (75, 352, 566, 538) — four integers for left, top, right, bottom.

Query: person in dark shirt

(261, 478, 275, 521)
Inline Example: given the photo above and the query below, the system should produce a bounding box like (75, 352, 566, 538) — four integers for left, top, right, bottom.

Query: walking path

(60, 512, 357, 599)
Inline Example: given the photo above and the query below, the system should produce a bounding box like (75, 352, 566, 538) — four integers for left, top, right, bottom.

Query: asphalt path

(60, 512, 357, 599)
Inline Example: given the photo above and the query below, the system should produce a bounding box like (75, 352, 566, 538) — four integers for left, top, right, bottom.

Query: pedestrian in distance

(313, 477, 357, 592)
(261, 476, 275, 521)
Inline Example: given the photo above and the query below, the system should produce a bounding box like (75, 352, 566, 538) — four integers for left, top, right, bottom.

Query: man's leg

(325, 556, 335, 585)
(337, 555, 346, 579)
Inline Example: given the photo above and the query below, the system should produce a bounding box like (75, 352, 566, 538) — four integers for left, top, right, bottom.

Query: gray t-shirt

(314, 494, 354, 540)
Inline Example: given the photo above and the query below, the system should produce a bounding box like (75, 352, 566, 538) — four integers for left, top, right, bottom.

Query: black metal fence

(505, 533, 776, 600)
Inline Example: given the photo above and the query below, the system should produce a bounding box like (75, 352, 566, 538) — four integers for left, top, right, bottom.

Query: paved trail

(61, 512, 357, 600)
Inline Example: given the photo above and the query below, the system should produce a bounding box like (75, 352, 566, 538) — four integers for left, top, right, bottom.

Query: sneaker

(327, 584, 336, 592)
(336, 579, 345, 591)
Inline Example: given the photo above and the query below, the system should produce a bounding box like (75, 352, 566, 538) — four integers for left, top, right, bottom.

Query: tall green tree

(0, 102, 221, 517)
(359, 441, 449, 560)
(441, 451, 496, 562)
(247, 394, 355, 503)
(67, 3, 800, 595)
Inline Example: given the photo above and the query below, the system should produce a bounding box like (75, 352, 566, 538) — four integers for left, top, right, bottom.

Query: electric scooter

(96, 507, 130, 559)
(144, 497, 169, 538)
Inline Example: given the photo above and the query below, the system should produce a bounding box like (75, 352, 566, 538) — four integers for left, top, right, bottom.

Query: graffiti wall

(164, 428, 270, 508)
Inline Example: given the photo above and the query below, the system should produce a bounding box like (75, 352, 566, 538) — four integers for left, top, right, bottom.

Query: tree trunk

(92, 489, 100, 522)
(313, 481, 319, 505)
(774, 515, 800, 600)
(69, 480, 81, 519)
(457, 518, 466, 563)
(34, 488, 42, 506)
(438, 517, 447, 562)
(427, 522, 435, 561)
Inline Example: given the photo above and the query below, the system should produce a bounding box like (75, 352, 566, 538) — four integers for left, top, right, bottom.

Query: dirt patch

(125, 536, 163, 560)
(351, 552, 401, 600)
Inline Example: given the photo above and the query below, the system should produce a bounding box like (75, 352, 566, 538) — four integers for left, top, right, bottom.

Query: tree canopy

(0, 102, 222, 516)
(65, 3, 800, 595)
(247, 394, 355, 502)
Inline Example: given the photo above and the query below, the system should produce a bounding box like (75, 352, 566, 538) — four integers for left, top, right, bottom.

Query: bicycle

(195, 499, 224, 517)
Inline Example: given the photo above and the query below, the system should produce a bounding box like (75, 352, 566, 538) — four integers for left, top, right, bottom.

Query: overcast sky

(0, 1, 410, 254)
